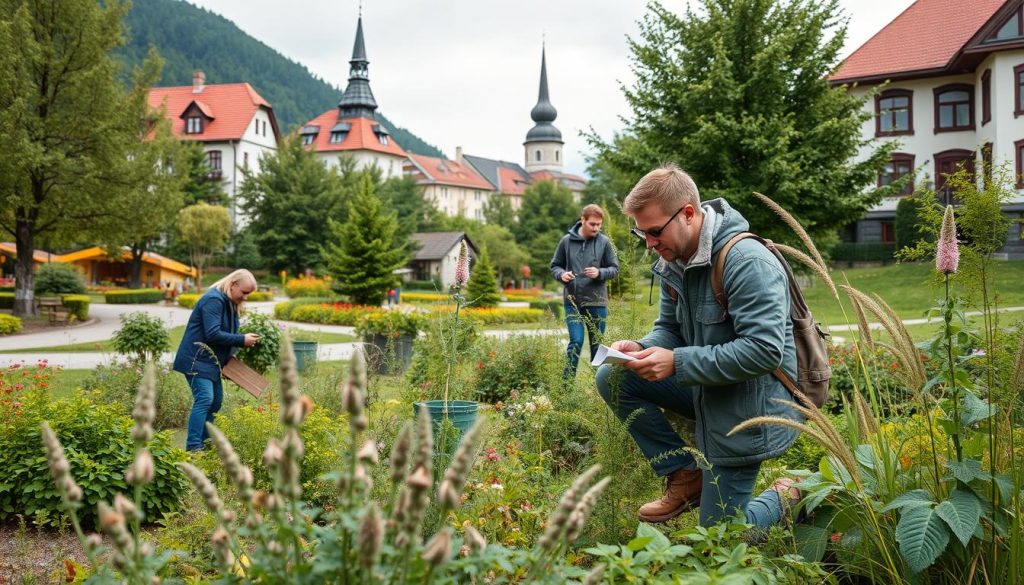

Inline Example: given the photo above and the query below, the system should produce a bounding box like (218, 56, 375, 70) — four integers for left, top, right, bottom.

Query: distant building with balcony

(833, 0, 1024, 259)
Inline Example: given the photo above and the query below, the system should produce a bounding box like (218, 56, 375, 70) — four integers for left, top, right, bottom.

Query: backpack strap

(711, 232, 761, 313)
(710, 231, 806, 403)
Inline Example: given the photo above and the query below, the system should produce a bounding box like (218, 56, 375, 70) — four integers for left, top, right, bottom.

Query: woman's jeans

(186, 375, 223, 451)
(596, 364, 785, 528)
(564, 302, 608, 379)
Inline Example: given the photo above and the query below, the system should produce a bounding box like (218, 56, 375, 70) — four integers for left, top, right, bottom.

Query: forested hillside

(117, 0, 443, 157)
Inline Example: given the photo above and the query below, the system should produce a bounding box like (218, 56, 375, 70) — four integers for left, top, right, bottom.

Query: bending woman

(173, 269, 260, 451)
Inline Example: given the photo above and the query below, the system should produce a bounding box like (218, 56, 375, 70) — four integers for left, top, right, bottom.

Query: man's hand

(623, 346, 676, 382)
(561, 271, 575, 283)
(583, 266, 599, 278)
(610, 340, 643, 353)
(244, 333, 260, 348)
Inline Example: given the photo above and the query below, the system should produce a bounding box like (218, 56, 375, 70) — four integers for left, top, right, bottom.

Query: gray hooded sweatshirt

(549, 221, 620, 307)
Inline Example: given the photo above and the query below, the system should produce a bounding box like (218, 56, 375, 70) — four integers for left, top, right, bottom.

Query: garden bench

(37, 297, 70, 325)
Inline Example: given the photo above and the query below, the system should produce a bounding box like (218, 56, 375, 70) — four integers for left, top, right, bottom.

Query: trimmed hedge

(273, 297, 337, 320)
(831, 242, 897, 262)
(0, 314, 21, 335)
(0, 292, 12, 310)
(527, 299, 563, 318)
(104, 288, 163, 304)
(177, 293, 200, 309)
(248, 291, 273, 302)
(60, 294, 90, 322)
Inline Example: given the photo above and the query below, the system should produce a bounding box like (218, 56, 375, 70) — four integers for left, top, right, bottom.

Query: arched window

(555, 151, 559, 162)
(535, 150, 542, 162)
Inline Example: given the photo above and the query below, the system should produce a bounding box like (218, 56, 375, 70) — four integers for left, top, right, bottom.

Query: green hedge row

(60, 294, 90, 321)
(527, 299, 563, 318)
(104, 288, 163, 304)
(831, 242, 897, 262)
(0, 314, 21, 335)
(273, 297, 338, 320)
(0, 292, 12, 309)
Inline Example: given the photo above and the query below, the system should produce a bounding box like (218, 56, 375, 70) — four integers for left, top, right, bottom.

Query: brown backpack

(711, 232, 831, 408)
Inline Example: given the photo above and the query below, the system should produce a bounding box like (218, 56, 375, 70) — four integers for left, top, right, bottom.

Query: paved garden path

(0, 300, 563, 368)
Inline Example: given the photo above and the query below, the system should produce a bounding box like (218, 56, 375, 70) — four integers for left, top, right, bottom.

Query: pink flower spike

(936, 205, 959, 274)
(454, 241, 470, 288)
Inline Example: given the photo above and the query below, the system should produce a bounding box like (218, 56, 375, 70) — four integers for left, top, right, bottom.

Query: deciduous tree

(0, 0, 156, 315)
(178, 203, 231, 291)
(513, 180, 578, 282)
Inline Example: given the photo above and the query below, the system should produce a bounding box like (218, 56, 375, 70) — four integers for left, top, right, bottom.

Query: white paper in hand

(591, 344, 638, 366)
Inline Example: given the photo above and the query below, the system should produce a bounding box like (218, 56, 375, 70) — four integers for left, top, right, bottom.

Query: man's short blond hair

(581, 203, 605, 220)
(622, 163, 701, 216)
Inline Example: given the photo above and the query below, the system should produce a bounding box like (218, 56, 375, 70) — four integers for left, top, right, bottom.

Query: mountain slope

(118, 0, 443, 157)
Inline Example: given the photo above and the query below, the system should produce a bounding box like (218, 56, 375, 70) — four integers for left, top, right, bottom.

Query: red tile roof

(831, 0, 1007, 83)
(531, 170, 587, 190)
(148, 83, 276, 141)
(302, 110, 407, 157)
(497, 166, 531, 195)
(405, 154, 493, 189)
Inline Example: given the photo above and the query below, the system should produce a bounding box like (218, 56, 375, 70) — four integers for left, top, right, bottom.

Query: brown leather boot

(638, 468, 702, 523)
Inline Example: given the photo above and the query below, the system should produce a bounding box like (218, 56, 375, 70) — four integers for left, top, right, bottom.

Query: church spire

(525, 45, 562, 144)
(338, 15, 377, 119)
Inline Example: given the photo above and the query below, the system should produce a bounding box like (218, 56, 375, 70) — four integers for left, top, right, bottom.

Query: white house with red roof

(301, 17, 407, 178)
(833, 0, 1024, 258)
(403, 153, 495, 220)
(148, 72, 280, 225)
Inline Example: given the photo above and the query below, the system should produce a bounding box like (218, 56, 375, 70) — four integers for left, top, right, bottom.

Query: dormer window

(300, 125, 320, 146)
(187, 116, 203, 134)
(372, 123, 390, 146)
(329, 122, 351, 144)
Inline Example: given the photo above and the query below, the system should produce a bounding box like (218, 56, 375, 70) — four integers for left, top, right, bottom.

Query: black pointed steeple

(338, 16, 378, 119)
(525, 46, 562, 144)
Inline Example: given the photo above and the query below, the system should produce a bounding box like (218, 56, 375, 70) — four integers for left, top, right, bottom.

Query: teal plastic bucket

(292, 340, 318, 373)
(413, 400, 478, 448)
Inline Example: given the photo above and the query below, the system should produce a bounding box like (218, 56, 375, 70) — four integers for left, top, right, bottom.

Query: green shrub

(527, 298, 563, 318)
(0, 314, 21, 335)
(0, 387, 188, 527)
(104, 288, 163, 304)
(82, 361, 192, 431)
(177, 293, 200, 309)
(236, 312, 283, 373)
(33, 263, 86, 295)
(473, 335, 564, 404)
(60, 294, 90, 321)
(405, 315, 481, 402)
(197, 402, 349, 506)
(112, 311, 171, 363)
(0, 292, 12, 309)
(247, 291, 273, 302)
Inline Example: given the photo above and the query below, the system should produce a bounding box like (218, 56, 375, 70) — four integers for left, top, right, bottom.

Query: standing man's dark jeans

(564, 301, 608, 379)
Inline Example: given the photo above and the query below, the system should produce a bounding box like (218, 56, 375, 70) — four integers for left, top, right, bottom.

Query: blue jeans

(186, 375, 223, 451)
(564, 302, 608, 378)
(596, 365, 785, 528)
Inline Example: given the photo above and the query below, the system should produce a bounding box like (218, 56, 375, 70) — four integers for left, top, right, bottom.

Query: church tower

(523, 45, 563, 173)
(337, 16, 377, 119)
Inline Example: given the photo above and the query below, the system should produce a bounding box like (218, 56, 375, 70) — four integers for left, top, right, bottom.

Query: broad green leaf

(882, 489, 934, 513)
(946, 459, 985, 484)
(960, 392, 996, 426)
(636, 522, 671, 551)
(854, 444, 877, 470)
(896, 505, 950, 573)
(626, 536, 654, 551)
(935, 489, 981, 547)
(793, 524, 829, 562)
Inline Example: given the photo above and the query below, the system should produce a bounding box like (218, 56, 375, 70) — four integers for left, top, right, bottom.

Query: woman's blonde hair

(209, 269, 257, 314)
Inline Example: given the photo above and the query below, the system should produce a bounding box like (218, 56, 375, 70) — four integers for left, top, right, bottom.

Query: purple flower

(936, 205, 959, 274)
(454, 241, 470, 288)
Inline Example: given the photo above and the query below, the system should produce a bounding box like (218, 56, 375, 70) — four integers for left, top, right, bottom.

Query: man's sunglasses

(631, 207, 684, 241)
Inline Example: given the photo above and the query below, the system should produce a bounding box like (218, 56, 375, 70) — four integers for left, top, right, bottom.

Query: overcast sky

(184, 0, 916, 176)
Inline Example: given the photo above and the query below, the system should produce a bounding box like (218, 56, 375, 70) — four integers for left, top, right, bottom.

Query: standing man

(596, 164, 801, 528)
(551, 203, 620, 380)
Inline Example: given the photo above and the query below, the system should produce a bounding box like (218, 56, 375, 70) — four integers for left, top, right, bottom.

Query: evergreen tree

(465, 223, 528, 285)
(465, 245, 500, 308)
(378, 174, 442, 240)
(513, 180, 578, 283)
(180, 140, 227, 206)
(324, 174, 410, 306)
(586, 0, 895, 251)
(238, 137, 353, 275)
(0, 0, 157, 315)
